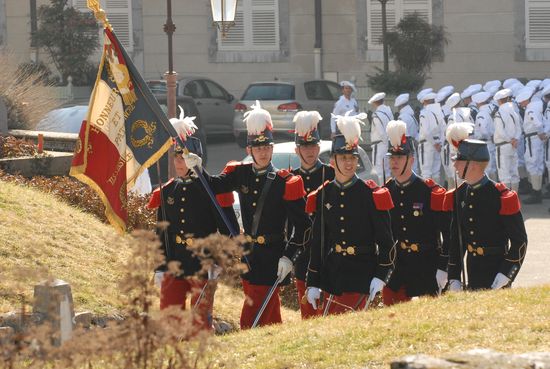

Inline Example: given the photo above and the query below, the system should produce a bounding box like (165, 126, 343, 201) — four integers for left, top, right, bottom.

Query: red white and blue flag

(71, 28, 173, 232)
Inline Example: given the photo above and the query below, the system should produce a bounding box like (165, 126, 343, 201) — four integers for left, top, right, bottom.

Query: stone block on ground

(74, 311, 92, 329)
(33, 279, 75, 344)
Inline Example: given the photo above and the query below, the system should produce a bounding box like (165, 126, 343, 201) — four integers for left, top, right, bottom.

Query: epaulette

(283, 174, 306, 201)
(277, 168, 292, 179)
(146, 179, 174, 209)
(442, 188, 455, 212)
(495, 183, 521, 215)
(216, 192, 235, 207)
(423, 178, 445, 211)
(222, 160, 244, 174)
(365, 180, 393, 210)
(305, 181, 330, 213)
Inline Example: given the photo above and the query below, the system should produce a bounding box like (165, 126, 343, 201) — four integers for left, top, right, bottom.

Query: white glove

(154, 271, 164, 288)
(436, 269, 448, 293)
(448, 279, 462, 291)
(491, 272, 511, 290)
(306, 287, 321, 310)
(369, 277, 385, 298)
(277, 256, 293, 280)
(183, 152, 202, 171)
(208, 264, 222, 280)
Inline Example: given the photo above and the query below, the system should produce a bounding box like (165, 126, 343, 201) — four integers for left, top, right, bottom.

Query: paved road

(205, 139, 550, 288)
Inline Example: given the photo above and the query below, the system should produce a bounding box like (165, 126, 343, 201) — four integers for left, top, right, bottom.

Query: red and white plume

(333, 110, 367, 146)
(293, 110, 322, 137)
(446, 122, 474, 149)
(386, 120, 407, 149)
(169, 105, 197, 141)
(243, 100, 273, 135)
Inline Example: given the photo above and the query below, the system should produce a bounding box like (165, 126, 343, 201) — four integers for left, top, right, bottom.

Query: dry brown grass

(0, 52, 60, 130)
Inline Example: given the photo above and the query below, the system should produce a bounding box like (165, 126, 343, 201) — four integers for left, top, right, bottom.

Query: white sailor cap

(494, 88, 512, 101)
(368, 92, 386, 104)
(516, 87, 535, 103)
(420, 92, 437, 103)
(484, 80, 502, 92)
(503, 78, 520, 89)
(542, 84, 550, 97)
(472, 91, 492, 104)
(510, 82, 525, 97)
(436, 85, 454, 103)
(526, 79, 542, 90)
(339, 80, 356, 92)
(394, 93, 409, 107)
(485, 84, 500, 95)
(541, 78, 550, 89)
(460, 84, 482, 99)
(444, 92, 461, 109)
(417, 88, 433, 102)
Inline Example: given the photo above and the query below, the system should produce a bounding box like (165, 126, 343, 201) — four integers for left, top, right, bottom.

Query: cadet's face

(453, 160, 466, 179)
(389, 155, 413, 177)
(173, 155, 189, 177)
(331, 154, 358, 178)
(248, 145, 273, 168)
(295, 144, 320, 167)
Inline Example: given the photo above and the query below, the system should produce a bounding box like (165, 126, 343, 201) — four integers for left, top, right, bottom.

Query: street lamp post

(164, 0, 177, 120)
(379, 0, 389, 72)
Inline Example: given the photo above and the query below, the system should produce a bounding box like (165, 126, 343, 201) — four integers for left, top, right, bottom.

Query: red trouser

(382, 285, 411, 306)
(325, 292, 367, 315)
(295, 279, 322, 319)
(160, 274, 213, 331)
(240, 279, 282, 329)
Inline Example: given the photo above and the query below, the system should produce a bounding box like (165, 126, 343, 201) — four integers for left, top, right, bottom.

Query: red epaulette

(216, 192, 235, 207)
(277, 168, 291, 179)
(305, 180, 330, 213)
(364, 180, 393, 210)
(495, 182, 521, 215)
(423, 179, 445, 211)
(146, 179, 174, 209)
(283, 174, 306, 201)
(442, 188, 455, 211)
(222, 160, 243, 174)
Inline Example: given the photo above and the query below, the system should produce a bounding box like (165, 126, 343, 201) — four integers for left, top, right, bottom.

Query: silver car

(233, 80, 341, 147)
(232, 140, 376, 227)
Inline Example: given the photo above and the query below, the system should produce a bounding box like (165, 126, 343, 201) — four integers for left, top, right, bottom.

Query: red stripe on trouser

(295, 279, 322, 319)
(160, 274, 213, 331)
(382, 285, 411, 306)
(240, 279, 282, 329)
(327, 292, 366, 315)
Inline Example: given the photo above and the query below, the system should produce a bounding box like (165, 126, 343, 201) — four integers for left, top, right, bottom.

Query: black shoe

(518, 178, 533, 195)
(523, 190, 542, 204)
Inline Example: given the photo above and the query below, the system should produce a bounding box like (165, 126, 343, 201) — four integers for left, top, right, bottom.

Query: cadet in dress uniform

(291, 111, 335, 319)
(443, 128, 527, 291)
(331, 81, 359, 136)
(305, 113, 396, 315)
(493, 88, 522, 192)
(148, 113, 238, 331)
(382, 120, 450, 305)
(516, 87, 545, 204)
(368, 92, 393, 184)
(199, 101, 312, 329)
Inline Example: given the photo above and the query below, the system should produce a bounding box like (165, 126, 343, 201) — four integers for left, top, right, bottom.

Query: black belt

(330, 243, 374, 256)
(466, 244, 504, 257)
(495, 141, 510, 147)
(245, 234, 285, 245)
(524, 132, 538, 138)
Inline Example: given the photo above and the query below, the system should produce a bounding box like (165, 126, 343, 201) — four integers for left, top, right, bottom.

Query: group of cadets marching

(147, 77, 533, 331)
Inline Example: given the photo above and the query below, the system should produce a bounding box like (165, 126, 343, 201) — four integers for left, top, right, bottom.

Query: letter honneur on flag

(70, 9, 174, 232)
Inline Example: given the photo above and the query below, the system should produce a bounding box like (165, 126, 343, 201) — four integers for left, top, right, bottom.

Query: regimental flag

(70, 28, 174, 232)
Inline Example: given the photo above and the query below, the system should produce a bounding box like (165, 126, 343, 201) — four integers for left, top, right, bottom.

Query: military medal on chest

(167, 196, 175, 205)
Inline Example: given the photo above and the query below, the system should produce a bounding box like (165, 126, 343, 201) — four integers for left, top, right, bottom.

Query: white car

(232, 140, 376, 227)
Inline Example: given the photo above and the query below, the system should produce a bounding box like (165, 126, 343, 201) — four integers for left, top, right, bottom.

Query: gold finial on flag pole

(87, 0, 112, 30)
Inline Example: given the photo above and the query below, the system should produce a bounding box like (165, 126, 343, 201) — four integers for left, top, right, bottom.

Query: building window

(366, 0, 432, 50)
(525, 0, 550, 49)
(218, 0, 280, 51)
(71, 0, 133, 52)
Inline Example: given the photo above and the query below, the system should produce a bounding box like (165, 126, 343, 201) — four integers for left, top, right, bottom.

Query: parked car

(233, 79, 341, 147)
(146, 77, 236, 137)
(232, 140, 376, 227)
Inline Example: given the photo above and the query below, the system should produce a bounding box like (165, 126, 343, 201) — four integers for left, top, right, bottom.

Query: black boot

(523, 190, 542, 204)
(518, 178, 533, 195)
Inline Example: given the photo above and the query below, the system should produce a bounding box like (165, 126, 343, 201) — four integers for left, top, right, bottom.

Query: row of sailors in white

(367, 78, 550, 192)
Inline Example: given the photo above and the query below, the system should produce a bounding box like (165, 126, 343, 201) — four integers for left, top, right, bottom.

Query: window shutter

(367, 0, 396, 50)
(103, 0, 133, 52)
(71, 0, 90, 11)
(218, 0, 279, 51)
(401, 0, 431, 22)
(251, 0, 279, 49)
(526, 0, 550, 48)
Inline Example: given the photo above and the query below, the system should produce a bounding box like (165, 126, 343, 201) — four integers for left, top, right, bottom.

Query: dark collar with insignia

(395, 172, 418, 188)
(468, 175, 489, 190)
(299, 160, 323, 175)
(253, 163, 275, 176)
(334, 174, 358, 189)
